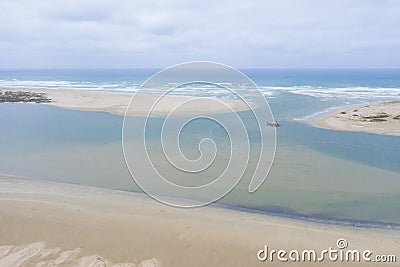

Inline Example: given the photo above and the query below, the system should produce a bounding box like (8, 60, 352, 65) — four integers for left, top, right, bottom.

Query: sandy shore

(313, 101, 400, 136)
(0, 88, 249, 116)
(0, 176, 399, 266)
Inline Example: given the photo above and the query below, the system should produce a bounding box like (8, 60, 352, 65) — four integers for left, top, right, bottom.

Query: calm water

(0, 69, 399, 227)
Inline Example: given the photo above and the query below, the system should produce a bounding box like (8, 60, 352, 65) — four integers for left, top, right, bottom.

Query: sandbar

(0, 88, 249, 116)
(312, 101, 400, 136)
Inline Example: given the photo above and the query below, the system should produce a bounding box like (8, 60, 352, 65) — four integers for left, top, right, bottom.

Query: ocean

(0, 68, 399, 228)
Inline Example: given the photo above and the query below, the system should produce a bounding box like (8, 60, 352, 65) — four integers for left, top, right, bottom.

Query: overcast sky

(1, 0, 400, 69)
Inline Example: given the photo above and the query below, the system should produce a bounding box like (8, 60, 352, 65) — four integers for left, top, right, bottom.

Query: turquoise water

(0, 69, 399, 227)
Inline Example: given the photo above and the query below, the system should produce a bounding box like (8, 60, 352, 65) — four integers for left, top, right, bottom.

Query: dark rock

(0, 90, 51, 103)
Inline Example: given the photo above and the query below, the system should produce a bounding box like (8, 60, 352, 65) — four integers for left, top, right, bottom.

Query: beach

(312, 101, 400, 137)
(1, 176, 399, 266)
(0, 88, 249, 116)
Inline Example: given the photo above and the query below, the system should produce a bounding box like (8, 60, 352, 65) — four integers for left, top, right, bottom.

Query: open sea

(0, 68, 399, 228)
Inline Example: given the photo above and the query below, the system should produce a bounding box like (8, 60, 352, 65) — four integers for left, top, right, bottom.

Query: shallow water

(0, 102, 399, 226)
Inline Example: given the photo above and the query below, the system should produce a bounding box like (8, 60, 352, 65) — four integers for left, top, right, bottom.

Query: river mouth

(1, 102, 399, 226)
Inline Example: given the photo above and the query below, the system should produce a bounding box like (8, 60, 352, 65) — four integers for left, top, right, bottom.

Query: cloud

(0, 0, 399, 68)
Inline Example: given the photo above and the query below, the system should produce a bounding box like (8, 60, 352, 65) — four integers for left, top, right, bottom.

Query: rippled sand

(0, 242, 160, 266)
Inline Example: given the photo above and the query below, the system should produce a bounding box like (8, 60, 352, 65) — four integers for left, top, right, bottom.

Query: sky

(1, 0, 400, 69)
